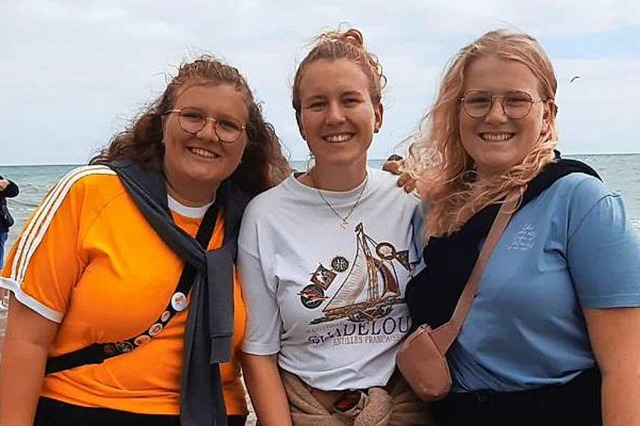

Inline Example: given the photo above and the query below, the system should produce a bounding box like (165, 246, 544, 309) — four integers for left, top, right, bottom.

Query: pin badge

(149, 323, 163, 336)
(103, 344, 117, 355)
(115, 342, 134, 353)
(171, 292, 189, 312)
(134, 335, 151, 346)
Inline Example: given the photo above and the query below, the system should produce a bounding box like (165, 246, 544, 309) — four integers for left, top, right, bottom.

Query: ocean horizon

(1, 153, 639, 251)
(3, 151, 640, 168)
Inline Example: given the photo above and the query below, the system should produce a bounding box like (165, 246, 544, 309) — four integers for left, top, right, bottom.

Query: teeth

(480, 133, 513, 142)
(189, 147, 216, 158)
(324, 133, 352, 143)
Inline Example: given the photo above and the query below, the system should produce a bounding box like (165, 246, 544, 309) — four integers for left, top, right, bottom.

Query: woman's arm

(0, 294, 59, 426)
(584, 307, 640, 426)
(564, 180, 640, 425)
(241, 352, 292, 426)
(237, 202, 293, 424)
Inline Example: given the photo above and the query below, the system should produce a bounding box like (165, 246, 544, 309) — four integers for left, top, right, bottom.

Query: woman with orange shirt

(0, 56, 289, 426)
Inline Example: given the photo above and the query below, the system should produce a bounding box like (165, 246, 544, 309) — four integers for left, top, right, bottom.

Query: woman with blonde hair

(404, 29, 640, 426)
(239, 28, 432, 425)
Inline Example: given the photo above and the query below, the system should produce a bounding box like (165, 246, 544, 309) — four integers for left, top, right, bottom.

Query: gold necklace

(308, 171, 368, 229)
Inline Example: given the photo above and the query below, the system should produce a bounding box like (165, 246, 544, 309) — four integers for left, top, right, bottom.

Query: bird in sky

(570, 75, 581, 83)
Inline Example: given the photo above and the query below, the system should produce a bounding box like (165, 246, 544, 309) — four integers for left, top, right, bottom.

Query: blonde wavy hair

(407, 30, 559, 238)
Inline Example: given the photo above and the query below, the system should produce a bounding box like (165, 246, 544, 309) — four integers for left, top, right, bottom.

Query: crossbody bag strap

(45, 202, 219, 376)
(431, 191, 520, 353)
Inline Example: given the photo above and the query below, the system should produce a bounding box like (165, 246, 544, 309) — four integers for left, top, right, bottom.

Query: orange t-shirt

(0, 165, 247, 415)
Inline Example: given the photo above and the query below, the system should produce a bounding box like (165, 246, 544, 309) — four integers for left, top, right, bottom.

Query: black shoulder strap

(45, 202, 219, 376)
(406, 154, 602, 330)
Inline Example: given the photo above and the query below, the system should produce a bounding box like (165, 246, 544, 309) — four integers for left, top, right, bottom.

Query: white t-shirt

(239, 168, 424, 391)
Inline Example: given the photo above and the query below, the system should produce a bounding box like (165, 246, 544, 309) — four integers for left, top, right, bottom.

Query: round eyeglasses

(461, 91, 544, 119)
(166, 109, 246, 143)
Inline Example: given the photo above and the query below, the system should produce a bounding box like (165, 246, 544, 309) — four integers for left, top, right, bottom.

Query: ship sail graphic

(311, 223, 407, 324)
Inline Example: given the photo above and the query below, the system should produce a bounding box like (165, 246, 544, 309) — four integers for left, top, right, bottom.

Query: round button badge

(134, 335, 151, 346)
(149, 323, 163, 336)
(115, 342, 134, 353)
(171, 292, 189, 312)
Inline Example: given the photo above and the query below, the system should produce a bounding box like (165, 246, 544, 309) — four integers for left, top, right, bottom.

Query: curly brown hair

(407, 30, 559, 237)
(90, 55, 290, 197)
(291, 28, 386, 121)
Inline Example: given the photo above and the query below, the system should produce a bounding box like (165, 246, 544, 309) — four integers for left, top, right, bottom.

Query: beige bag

(396, 194, 518, 402)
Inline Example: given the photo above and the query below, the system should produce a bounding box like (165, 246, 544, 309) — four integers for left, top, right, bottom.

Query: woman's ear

(541, 100, 555, 135)
(161, 114, 168, 133)
(374, 103, 384, 133)
(296, 112, 306, 140)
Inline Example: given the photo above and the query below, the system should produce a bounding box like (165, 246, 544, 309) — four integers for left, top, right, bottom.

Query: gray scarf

(109, 159, 249, 426)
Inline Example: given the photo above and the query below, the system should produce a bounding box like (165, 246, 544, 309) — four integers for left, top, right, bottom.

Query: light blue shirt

(450, 173, 640, 392)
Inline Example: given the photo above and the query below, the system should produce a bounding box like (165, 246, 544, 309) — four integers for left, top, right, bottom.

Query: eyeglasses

(166, 109, 246, 143)
(460, 91, 544, 119)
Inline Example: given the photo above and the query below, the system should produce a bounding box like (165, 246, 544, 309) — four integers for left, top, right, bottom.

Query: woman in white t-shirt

(238, 28, 433, 426)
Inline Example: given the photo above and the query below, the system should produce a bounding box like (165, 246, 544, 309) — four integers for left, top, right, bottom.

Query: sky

(1, 0, 639, 165)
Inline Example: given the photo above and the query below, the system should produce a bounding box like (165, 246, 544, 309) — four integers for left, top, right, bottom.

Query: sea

(1, 155, 639, 252)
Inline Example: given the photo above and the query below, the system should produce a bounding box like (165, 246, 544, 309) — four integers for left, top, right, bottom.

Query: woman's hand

(382, 157, 417, 193)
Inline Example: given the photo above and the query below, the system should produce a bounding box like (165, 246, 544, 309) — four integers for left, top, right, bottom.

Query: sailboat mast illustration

(311, 224, 405, 324)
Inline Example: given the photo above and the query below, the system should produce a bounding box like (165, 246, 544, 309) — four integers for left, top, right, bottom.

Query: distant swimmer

(570, 75, 581, 83)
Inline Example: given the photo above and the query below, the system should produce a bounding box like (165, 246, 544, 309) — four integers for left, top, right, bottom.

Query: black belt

(434, 368, 602, 426)
(35, 397, 247, 426)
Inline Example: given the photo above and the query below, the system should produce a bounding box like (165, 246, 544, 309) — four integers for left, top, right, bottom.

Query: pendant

(340, 219, 348, 229)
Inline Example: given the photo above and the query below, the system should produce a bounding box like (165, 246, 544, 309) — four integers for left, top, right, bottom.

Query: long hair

(292, 28, 386, 120)
(407, 30, 559, 237)
(90, 55, 290, 197)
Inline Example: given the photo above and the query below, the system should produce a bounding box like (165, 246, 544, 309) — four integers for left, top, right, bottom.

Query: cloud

(0, 0, 639, 165)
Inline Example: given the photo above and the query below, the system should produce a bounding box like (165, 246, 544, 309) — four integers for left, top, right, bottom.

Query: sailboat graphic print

(306, 223, 412, 325)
